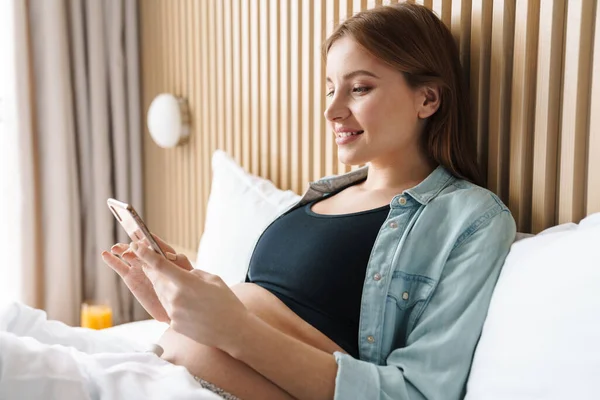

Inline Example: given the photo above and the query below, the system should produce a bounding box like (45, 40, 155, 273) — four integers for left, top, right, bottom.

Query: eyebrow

(325, 70, 380, 83)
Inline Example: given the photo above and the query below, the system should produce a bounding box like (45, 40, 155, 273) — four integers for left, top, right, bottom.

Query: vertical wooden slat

(587, 3, 600, 216)
(269, 0, 281, 186)
(152, 0, 161, 236)
(557, 0, 595, 224)
(531, 0, 565, 233)
(209, 0, 218, 172)
(173, 0, 180, 247)
(180, 0, 191, 250)
(224, 0, 234, 159)
(279, 0, 291, 190)
(232, 0, 242, 165)
(260, 0, 270, 177)
(164, 0, 173, 241)
(188, 0, 204, 247)
(241, 0, 251, 169)
(301, 0, 314, 187)
(141, 1, 154, 229)
(156, 0, 165, 236)
(508, 0, 540, 232)
(185, 0, 195, 250)
(201, 0, 211, 241)
(290, 0, 301, 193)
(313, 0, 326, 182)
(250, 0, 260, 175)
(470, 0, 493, 179)
(487, 0, 515, 203)
(452, 0, 472, 81)
(217, 0, 226, 153)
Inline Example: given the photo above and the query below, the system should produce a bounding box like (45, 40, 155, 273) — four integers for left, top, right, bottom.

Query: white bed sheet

(0, 302, 222, 399)
(103, 319, 170, 347)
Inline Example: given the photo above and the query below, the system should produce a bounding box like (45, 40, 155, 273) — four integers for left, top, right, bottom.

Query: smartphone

(107, 198, 166, 258)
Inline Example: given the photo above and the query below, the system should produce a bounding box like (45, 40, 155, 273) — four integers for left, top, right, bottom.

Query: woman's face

(324, 36, 428, 167)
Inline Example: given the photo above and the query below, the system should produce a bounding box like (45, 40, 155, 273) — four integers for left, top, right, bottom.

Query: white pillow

(195, 150, 300, 286)
(465, 213, 600, 400)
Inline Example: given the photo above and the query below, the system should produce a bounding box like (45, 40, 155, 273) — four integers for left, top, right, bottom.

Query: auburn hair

(323, 3, 484, 186)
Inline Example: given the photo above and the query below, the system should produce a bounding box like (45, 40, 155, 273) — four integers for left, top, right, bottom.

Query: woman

(104, 3, 516, 400)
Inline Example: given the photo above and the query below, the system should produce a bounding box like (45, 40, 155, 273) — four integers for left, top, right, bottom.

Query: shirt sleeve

(333, 209, 516, 400)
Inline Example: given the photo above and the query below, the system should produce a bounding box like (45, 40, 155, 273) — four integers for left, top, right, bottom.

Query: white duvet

(0, 302, 223, 400)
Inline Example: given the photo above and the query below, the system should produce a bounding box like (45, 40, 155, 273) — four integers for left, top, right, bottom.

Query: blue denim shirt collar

(309, 164, 455, 206)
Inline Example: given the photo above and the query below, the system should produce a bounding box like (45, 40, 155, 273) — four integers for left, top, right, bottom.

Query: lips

(336, 130, 364, 138)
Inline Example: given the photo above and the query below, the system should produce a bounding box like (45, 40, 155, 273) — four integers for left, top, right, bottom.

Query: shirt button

(373, 273, 382, 281)
(402, 291, 410, 301)
(398, 197, 407, 206)
(389, 221, 398, 229)
(367, 335, 375, 343)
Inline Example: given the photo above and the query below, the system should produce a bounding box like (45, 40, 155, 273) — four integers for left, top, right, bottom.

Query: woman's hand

(130, 241, 249, 351)
(101, 235, 193, 323)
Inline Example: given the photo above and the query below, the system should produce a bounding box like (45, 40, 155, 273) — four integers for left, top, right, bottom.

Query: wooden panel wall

(140, 0, 600, 257)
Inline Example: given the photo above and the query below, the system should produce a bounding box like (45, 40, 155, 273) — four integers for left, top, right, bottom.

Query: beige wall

(140, 0, 600, 257)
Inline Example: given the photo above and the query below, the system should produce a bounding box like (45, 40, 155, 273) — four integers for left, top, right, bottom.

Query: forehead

(326, 36, 386, 78)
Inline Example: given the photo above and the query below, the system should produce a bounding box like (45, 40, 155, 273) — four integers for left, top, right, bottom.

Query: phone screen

(107, 198, 166, 258)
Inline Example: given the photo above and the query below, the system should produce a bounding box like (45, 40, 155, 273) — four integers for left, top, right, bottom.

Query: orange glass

(80, 302, 113, 329)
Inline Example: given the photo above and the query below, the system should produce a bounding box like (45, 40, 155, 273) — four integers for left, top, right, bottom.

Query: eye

(352, 86, 371, 94)
(326, 89, 334, 98)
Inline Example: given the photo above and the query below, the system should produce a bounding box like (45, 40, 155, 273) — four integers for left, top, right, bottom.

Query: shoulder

(414, 177, 516, 249)
(437, 178, 509, 214)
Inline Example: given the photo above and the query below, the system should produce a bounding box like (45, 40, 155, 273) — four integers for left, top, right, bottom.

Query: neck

(360, 152, 437, 193)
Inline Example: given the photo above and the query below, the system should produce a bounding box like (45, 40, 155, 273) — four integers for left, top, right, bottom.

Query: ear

(416, 85, 441, 119)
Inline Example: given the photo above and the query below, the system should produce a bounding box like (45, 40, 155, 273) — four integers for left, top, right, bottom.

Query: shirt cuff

(333, 351, 380, 400)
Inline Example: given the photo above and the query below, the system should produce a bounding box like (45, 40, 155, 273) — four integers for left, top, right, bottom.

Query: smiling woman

(0, 0, 22, 305)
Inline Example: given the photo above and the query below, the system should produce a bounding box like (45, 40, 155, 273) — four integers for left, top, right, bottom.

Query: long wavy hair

(323, 3, 483, 186)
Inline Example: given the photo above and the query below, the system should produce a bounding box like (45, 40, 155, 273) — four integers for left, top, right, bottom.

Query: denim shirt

(245, 165, 516, 400)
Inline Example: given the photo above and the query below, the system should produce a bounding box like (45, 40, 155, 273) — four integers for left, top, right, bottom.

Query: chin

(337, 151, 368, 167)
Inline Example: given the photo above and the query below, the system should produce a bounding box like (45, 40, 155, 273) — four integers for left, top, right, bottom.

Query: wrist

(221, 311, 261, 359)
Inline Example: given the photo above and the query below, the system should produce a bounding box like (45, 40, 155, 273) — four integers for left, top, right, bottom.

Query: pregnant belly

(156, 283, 347, 380)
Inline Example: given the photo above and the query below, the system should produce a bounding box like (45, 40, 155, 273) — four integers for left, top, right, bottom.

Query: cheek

(355, 99, 415, 134)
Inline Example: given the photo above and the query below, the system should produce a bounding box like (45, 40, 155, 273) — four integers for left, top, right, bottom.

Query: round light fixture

(146, 93, 190, 148)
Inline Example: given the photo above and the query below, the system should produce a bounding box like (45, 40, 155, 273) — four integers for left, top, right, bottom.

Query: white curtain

(8, 0, 145, 325)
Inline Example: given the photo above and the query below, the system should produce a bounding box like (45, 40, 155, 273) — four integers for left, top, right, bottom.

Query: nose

(324, 95, 350, 122)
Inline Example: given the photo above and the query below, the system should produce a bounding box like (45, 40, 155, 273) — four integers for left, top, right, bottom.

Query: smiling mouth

(336, 130, 364, 138)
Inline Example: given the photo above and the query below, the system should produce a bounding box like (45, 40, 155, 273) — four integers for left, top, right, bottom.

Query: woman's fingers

(110, 243, 130, 257)
(101, 251, 131, 277)
(165, 252, 194, 271)
(121, 249, 145, 268)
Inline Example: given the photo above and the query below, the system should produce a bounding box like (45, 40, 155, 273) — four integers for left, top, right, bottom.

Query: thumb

(165, 252, 194, 271)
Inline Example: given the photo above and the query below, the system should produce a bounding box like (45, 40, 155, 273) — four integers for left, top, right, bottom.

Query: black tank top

(247, 195, 390, 358)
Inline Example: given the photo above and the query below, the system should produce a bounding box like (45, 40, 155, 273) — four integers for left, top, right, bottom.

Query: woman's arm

(224, 312, 339, 400)
(333, 210, 516, 400)
(131, 242, 338, 399)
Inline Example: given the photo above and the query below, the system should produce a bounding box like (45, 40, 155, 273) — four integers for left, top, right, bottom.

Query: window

(0, 0, 22, 304)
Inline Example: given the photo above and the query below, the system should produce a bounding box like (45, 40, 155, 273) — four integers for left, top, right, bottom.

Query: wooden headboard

(140, 0, 600, 258)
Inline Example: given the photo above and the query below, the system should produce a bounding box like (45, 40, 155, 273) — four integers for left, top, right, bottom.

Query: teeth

(338, 131, 363, 138)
